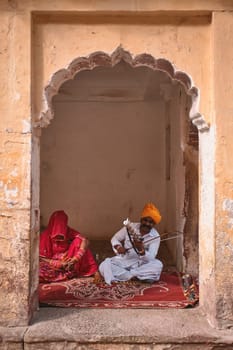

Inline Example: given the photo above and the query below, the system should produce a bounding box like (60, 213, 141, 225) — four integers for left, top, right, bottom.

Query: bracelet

(76, 248, 85, 260)
(50, 259, 61, 268)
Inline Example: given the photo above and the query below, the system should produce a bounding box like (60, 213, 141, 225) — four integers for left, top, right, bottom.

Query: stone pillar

(212, 11, 233, 329)
(199, 125, 216, 326)
(0, 8, 33, 326)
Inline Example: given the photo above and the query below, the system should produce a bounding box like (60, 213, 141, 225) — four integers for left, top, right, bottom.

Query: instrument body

(123, 218, 144, 242)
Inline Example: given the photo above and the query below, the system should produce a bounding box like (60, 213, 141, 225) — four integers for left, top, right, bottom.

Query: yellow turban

(141, 203, 162, 224)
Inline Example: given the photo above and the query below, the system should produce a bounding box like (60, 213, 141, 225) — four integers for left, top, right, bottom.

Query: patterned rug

(39, 272, 198, 309)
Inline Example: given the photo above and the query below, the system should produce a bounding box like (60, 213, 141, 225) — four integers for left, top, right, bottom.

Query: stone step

(1, 308, 233, 349)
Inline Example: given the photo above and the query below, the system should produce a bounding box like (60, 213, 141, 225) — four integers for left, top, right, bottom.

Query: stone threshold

(1, 307, 233, 348)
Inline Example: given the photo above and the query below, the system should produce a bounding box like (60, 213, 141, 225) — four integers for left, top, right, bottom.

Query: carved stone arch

(35, 46, 209, 132)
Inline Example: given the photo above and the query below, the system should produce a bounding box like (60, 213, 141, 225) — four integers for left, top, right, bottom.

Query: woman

(39, 210, 98, 283)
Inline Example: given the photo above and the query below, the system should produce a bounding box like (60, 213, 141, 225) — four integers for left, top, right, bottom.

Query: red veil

(39, 210, 98, 282)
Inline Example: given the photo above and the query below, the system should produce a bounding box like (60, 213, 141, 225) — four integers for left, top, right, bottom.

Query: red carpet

(39, 272, 198, 308)
(39, 272, 198, 309)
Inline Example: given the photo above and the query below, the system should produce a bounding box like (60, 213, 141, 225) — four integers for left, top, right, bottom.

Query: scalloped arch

(35, 47, 209, 132)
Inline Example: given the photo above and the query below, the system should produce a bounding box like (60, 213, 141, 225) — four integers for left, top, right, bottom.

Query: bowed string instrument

(123, 218, 183, 254)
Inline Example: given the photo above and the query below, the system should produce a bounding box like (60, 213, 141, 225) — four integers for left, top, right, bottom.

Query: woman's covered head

(48, 210, 69, 240)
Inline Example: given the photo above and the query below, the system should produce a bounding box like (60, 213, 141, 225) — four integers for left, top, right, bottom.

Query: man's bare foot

(93, 270, 103, 284)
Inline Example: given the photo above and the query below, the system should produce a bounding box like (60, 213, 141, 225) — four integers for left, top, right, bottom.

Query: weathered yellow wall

(0, 0, 233, 329)
(0, 7, 32, 325)
(33, 14, 212, 123)
(213, 11, 233, 328)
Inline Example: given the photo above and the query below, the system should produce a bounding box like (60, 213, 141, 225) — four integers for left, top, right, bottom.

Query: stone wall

(0, 0, 233, 332)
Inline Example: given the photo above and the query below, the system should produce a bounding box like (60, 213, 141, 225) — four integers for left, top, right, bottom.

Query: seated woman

(39, 210, 98, 283)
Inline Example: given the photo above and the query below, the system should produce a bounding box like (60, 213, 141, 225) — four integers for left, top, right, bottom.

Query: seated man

(39, 210, 98, 283)
(99, 203, 163, 285)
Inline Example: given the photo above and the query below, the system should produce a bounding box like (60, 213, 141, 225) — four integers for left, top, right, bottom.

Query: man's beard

(141, 224, 151, 230)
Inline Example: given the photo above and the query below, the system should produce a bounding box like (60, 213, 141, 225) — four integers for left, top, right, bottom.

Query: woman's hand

(61, 257, 79, 271)
(49, 259, 63, 270)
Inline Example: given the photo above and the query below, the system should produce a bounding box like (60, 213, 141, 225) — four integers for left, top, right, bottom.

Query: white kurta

(99, 223, 163, 285)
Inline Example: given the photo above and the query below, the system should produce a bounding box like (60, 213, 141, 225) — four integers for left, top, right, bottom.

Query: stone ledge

(1, 307, 233, 348)
(2, 307, 233, 347)
(0, 326, 26, 341)
(0, 326, 26, 349)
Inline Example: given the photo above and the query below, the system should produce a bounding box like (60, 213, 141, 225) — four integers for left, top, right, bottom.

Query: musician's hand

(115, 245, 127, 254)
(133, 239, 144, 252)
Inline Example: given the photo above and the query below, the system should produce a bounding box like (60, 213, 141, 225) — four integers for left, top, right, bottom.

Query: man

(99, 203, 163, 285)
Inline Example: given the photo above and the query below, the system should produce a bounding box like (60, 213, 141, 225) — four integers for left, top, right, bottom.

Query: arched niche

(34, 47, 209, 274)
(35, 47, 209, 132)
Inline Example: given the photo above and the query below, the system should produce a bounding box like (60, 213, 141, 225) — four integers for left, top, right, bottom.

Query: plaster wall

(33, 14, 212, 124)
(0, 0, 233, 331)
(40, 100, 166, 238)
(165, 88, 187, 270)
(0, 8, 32, 326)
(212, 11, 233, 329)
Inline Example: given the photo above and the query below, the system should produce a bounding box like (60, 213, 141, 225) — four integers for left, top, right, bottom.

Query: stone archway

(35, 47, 209, 132)
(33, 47, 209, 277)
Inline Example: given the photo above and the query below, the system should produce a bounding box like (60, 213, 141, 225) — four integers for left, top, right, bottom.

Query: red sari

(39, 210, 98, 283)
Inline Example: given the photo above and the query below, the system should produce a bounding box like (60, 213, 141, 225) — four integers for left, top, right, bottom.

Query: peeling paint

(3, 184, 18, 197)
(13, 92, 21, 101)
(223, 199, 233, 229)
(22, 119, 31, 133)
(227, 220, 233, 230)
(2, 184, 18, 207)
(225, 242, 233, 253)
(223, 199, 233, 212)
(9, 168, 18, 177)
